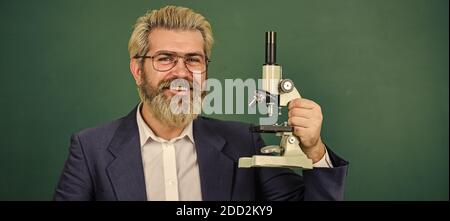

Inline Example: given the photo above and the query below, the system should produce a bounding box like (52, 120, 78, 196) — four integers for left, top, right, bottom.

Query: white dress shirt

(137, 104, 202, 201)
(136, 103, 333, 201)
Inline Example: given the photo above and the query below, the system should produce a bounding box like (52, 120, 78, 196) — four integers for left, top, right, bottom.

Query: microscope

(238, 32, 313, 169)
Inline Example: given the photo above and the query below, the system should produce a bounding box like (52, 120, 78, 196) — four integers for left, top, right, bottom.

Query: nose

(170, 57, 190, 79)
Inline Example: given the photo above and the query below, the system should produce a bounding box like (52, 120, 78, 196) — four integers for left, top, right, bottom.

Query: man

(54, 5, 348, 201)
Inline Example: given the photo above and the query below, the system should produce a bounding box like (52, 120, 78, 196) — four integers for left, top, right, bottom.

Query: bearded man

(54, 5, 348, 201)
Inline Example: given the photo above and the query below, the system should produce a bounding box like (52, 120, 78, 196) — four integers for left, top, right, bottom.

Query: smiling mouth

(163, 85, 193, 94)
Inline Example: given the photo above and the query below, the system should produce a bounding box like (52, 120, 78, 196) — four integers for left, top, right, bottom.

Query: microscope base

(238, 155, 313, 169)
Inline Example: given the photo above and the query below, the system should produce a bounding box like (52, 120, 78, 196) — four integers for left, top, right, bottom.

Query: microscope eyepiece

(265, 31, 276, 65)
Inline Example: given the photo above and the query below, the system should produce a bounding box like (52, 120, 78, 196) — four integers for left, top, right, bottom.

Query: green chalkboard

(0, 0, 448, 200)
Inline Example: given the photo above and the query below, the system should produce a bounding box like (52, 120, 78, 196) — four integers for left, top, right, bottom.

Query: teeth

(170, 86, 189, 91)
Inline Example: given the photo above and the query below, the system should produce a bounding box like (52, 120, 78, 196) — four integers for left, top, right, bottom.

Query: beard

(138, 71, 202, 128)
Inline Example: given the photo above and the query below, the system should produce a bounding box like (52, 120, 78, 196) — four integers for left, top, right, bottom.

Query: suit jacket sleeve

(53, 134, 94, 201)
(253, 132, 348, 201)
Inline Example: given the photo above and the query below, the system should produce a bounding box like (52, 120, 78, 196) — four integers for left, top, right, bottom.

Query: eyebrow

(154, 50, 205, 57)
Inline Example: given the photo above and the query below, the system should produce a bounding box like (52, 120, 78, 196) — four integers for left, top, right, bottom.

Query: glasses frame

(134, 51, 211, 74)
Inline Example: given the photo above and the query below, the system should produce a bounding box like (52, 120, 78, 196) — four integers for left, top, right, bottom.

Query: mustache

(158, 79, 196, 91)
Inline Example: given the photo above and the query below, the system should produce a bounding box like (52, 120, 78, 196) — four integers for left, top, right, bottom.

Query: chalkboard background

(0, 0, 448, 200)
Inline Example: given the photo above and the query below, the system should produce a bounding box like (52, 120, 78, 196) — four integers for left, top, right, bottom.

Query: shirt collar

(136, 103, 194, 146)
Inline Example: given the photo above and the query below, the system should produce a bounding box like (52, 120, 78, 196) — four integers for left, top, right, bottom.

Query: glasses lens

(153, 54, 176, 71)
(185, 55, 206, 73)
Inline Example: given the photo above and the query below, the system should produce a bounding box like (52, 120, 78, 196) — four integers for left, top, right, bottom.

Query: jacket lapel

(106, 107, 147, 201)
(193, 117, 235, 201)
(104, 108, 235, 201)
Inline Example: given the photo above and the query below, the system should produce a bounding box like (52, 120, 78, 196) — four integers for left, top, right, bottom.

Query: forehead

(148, 28, 204, 54)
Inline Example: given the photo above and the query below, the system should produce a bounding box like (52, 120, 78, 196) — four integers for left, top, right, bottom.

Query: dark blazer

(54, 106, 348, 201)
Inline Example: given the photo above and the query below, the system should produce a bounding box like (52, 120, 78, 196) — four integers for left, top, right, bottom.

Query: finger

(293, 126, 310, 139)
(289, 108, 323, 121)
(288, 108, 313, 118)
(288, 116, 313, 128)
(293, 126, 318, 147)
(288, 98, 317, 109)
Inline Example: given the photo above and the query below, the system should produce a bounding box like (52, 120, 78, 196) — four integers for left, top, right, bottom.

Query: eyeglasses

(134, 51, 210, 74)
